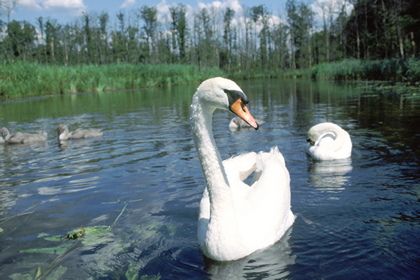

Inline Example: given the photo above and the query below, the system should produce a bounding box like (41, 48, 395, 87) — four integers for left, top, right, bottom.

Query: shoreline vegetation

(0, 63, 224, 100)
(1, 0, 418, 101)
(0, 58, 419, 101)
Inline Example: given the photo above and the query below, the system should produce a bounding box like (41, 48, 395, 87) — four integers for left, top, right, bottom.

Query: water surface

(0, 79, 419, 279)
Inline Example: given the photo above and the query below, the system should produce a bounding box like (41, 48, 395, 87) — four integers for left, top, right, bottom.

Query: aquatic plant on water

(2, 197, 170, 279)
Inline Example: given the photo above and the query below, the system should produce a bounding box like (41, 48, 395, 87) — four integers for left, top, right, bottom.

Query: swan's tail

(256, 146, 286, 171)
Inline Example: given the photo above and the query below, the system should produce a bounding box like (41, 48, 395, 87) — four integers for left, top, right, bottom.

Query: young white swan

(57, 124, 103, 140)
(306, 122, 352, 160)
(191, 77, 294, 261)
(1, 127, 47, 144)
(229, 116, 265, 131)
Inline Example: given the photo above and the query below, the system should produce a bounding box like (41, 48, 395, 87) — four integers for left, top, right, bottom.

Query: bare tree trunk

(63, 39, 68, 66)
(394, 0, 404, 58)
(50, 41, 55, 62)
(410, 32, 416, 56)
(364, 0, 369, 59)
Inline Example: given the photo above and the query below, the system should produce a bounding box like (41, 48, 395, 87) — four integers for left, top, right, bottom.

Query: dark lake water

(0, 79, 419, 279)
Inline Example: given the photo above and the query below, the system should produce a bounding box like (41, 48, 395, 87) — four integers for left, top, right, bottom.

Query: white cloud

(310, 0, 353, 27)
(156, 0, 170, 17)
(19, 0, 43, 12)
(154, 1, 195, 24)
(16, 0, 86, 16)
(197, 0, 244, 15)
(43, 0, 85, 10)
(120, 0, 136, 9)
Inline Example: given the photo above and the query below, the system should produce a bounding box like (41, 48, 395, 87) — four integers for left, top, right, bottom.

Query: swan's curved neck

(191, 96, 236, 220)
(2, 129, 11, 141)
(58, 127, 69, 140)
(317, 126, 345, 152)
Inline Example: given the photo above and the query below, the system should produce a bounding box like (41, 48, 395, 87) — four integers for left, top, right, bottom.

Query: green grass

(0, 62, 224, 100)
(1, 58, 418, 100)
(309, 58, 420, 83)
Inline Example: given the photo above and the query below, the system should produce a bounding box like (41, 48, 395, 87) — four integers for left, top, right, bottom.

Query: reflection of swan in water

(191, 77, 294, 261)
(57, 124, 103, 140)
(308, 158, 353, 197)
(1, 127, 47, 144)
(204, 228, 295, 279)
(229, 116, 265, 131)
(306, 122, 352, 160)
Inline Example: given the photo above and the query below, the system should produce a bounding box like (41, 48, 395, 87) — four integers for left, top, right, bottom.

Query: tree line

(0, 0, 418, 74)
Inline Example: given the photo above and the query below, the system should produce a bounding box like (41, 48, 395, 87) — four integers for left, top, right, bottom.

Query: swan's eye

(224, 89, 249, 107)
(241, 102, 247, 112)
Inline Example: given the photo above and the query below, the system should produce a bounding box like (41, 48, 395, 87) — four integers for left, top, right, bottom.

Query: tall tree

(169, 4, 187, 63)
(45, 19, 61, 63)
(297, 2, 314, 69)
(286, 0, 298, 70)
(139, 5, 158, 63)
(82, 12, 94, 63)
(98, 12, 110, 64)
(286, 0, 314, 69)
(195, 8, 217, 68)
(221, 7, 235, 71)
(250, 5, 270, 71)
(272, 20, 289, 70)
(4, 20, 36, 60)
(343, 0, 419, 60)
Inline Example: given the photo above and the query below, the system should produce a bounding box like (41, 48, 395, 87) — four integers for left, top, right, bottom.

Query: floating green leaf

(81, 226, 113, 246)
(9, 272, 33, 280)
(19, 244, 71, 255)
(45, 235, 63, 242)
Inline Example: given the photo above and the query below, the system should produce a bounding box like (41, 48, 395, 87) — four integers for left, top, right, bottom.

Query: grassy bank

(0, 62, 224, 100)
(228, 58, 420, 83)
(1, 58, 419, 100)
(309, 58, 420, 83)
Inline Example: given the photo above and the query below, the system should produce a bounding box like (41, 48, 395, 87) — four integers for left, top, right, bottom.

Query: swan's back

(199, 147, 294, 259)
(243, 147, 294, 245)
(70, 128, 103, 139)
(57, 124, 103, 140)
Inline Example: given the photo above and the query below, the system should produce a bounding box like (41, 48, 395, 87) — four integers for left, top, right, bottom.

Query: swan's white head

(194, 77, 259, 129)
(1, 127, 9, 138)
(57, 124, 68, 134)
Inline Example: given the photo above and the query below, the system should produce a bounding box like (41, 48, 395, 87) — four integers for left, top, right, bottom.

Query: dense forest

(0, 0, 419, 74)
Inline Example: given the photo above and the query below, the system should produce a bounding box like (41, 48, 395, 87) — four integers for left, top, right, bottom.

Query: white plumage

(191, 77, 294, 261)
(306, 122, 352, 160)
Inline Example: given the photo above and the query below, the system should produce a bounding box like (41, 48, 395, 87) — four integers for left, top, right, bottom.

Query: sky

(5, 0, 352, 28)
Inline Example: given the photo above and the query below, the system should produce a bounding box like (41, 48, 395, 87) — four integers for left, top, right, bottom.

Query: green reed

(0, 62, 224, 100)
(310, 58, 420, 83)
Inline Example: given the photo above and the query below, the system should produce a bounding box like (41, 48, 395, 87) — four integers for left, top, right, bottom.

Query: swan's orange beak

(230, 99, 259, 130)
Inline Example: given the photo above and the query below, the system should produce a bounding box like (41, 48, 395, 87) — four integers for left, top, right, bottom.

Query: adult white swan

(306, 122, 352, 161)
(191, 77, 294, 261)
